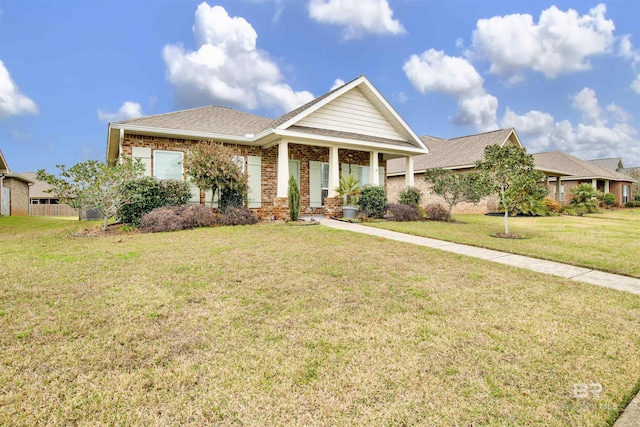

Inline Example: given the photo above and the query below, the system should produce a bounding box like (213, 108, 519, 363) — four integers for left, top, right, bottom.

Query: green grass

(366, 209, 640, 278)
(1, 216, 639, 426)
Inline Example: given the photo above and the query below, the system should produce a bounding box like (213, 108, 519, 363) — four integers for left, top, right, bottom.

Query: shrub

(423, 203, 450, 221)
(625, 201, 640, 208)
(357, 185, 387, 218)
(398, 187, 422, 207)
(384, 203, 423, 222)
(568, 183, 601, 214)
(544, 197, 562, 213)
(504, 196, 549, 216)
(635, 195, 640, 202)
(219, 185, 246, 212)
(288, 175, 300, 221)
(603, 193, 615, 208)
(218, 207, 258, 226)
(139, 205, 216, 233)
(119, 177, 191, 226)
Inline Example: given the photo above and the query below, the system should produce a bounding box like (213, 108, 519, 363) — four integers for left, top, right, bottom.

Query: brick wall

(387, 173, 498, 214)
(5, 178, 29, 216)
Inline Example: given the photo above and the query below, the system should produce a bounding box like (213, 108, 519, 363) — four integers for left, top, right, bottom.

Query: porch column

(555, 178, 561, 201)
(592, 178, 597, 188)
(405, 156, 414, 187)
(370, 151, 379, 185)
(328, 146, 340, 197)
(604, 180, 610, 193)
(276, 140, 289, 198)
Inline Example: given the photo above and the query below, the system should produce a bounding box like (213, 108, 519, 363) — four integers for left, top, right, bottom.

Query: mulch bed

(490, 232, 525, 239)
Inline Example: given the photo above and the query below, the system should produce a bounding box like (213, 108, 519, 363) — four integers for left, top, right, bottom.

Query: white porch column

(592, 178, 597, 188)
(328, 146, 340, 197)
(604, 180, 610, 193)
(555, 178, 561, 201)
(370, 151, 379, 185)
(405, 156, 414, 187)
(276, 140, 289, 198)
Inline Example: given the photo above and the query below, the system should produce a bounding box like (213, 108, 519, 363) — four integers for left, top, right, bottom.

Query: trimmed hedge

(398, 187, 422, 207)
(384, 203, 423, 222)
(357, 185, 387, 218)
(139, 205, 217, 233)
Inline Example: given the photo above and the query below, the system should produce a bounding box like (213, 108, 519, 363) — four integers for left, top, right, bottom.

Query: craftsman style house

(106, 76, 428, 219)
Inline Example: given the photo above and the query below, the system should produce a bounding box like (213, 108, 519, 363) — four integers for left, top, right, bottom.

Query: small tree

(424, 168, 487, 222)
(288, 175, 300, 221)
(36, 155, 144, 231)
(475, 145, 547, 235)
(184, 142, 245, 207)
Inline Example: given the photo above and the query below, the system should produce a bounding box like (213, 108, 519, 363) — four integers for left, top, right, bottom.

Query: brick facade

(548, 179, 633, 207)
(387, 173, 498, 214)
(4, 177, 30, 216)
(122, 134, 386, 218)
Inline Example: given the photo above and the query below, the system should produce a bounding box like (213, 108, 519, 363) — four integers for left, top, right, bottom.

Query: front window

(623, 185, 629, 203)
(154, 150, 183, 180)
(321, 163, 329, 205)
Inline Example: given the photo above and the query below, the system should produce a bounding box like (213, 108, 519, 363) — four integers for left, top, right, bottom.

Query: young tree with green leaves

(423, 168, 487, 221)
(183, 142, 246, 207)
(36, 155, 144, 231)
(475, 144, 548, 235)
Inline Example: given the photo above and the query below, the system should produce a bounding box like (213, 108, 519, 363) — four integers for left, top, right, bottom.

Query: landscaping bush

(544, 197, 562, 213)
(603, 193, 615, 208)
(567, 183, 601, 214)
(139, 204, 216, 233)
(119, 177, 191, 226)
(384, 203, 423, 222)
(398, 187, 422, 207)
(508, 196, 550, 216)
(288, 175, 300, 221)
(219, 186, 246, 212)
(635, 195, 640, 202)
(357, 185, 387, 218)
(625, 201, 640, 208)
(423, 203, 450, 221)
(218, 207, 258, 226)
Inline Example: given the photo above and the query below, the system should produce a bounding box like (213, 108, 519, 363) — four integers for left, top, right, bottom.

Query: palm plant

(336, 175, 361, 206)
(568, 183, 602, 214)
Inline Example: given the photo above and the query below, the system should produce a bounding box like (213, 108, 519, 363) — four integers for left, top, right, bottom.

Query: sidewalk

(318, 219, 640, 295)
(318, 218, 640, 425)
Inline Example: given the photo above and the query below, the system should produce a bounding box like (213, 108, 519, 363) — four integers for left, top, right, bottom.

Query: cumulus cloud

(308, 0, 405, 39)
(0, 60, 38, 119)
(97, 101, 143, 122)
(632, 75, 640, 94)
(500, 88, 640, 164)
(163, 3, 314, 113)
(403, 49, 498, 132)
(330, 78, 345, 90)
(471, 4, 615, 81)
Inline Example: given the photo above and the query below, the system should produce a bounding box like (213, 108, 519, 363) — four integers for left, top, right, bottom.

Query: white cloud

(97, 101, 143, 122)
(163, 3, 314, 113)
(403, 49, 497, 132)
(618, 35, 636, 59)
(632, 75, 640, 94)
(330, 78, 345, 90)
(471, 4, 615, 80)
(308, 0, 405, 39)
(500, 89, 640, 164)
(0, 60, 38, 119)
(403, 49, 484, 97)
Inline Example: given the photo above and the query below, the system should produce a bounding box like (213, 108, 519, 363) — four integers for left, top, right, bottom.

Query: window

(232, 155, 245, 174)
(321, 163, 329, 205)
(153, 150, 183, 180)
(623, 185, 629, 203)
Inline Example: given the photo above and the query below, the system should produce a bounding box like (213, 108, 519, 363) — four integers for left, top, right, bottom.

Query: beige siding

(297, 87, 405, 141)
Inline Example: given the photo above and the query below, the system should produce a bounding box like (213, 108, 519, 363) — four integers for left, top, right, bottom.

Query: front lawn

(367, 209, 640, 278)
(1, 216, 639, 426)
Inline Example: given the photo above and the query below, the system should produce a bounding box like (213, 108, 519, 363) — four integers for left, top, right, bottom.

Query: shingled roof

(533, 152, 635, 182)
(588, 157, 624, 172)
(387, 128, 516, 175)
(114, 105, 274, 136)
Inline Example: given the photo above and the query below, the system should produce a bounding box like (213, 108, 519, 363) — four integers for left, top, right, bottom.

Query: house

(0, 149, 32, 216)
(106, 76, 428, 219)
(19, 172, 79, 217)
(588, 157, 625, 173)
(386, 128, 570, 214)
(533, 151, 635, 206)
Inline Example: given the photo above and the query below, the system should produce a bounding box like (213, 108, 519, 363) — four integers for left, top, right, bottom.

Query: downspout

(0, 174, 4, 216)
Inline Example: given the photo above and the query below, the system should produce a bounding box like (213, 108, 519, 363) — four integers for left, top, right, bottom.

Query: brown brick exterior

(4, 177, 30, 216)
(387, 173, 498, 214)
(122, 134, 386, 218)
(547, 179, 634, 207)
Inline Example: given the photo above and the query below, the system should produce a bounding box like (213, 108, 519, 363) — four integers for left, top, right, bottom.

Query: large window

(154, 150, 183, 180)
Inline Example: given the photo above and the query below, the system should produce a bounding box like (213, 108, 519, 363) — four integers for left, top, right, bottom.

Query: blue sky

(1, 0, 639, 174)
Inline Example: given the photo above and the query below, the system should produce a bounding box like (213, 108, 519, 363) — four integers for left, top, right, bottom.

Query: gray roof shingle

(533, 152, 634, 182)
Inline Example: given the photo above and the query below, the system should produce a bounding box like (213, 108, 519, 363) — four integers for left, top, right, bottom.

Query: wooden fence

(29, 204, 79, 217)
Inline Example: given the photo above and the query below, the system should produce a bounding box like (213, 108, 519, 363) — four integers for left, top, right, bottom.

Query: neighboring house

(588, 157, 625, 173)
(0, 149, 32, 216)
(106, 76, 428, 219)
(20, 172, 79, 217)
(533, 151, 636, 206)
(387, 128, 570, 214)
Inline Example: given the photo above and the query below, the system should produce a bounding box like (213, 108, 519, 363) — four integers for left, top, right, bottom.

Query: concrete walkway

(318, 218, 640, 296)
(319, 219, 640, 425)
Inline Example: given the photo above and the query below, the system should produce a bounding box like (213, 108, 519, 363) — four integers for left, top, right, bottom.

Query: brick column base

(323, 196, 342, 218)
(273, 197, 289, 221)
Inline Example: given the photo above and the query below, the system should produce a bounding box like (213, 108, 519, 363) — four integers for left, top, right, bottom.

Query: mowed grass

(1, 216, 639, 426)
(367, 209, 640, 278)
